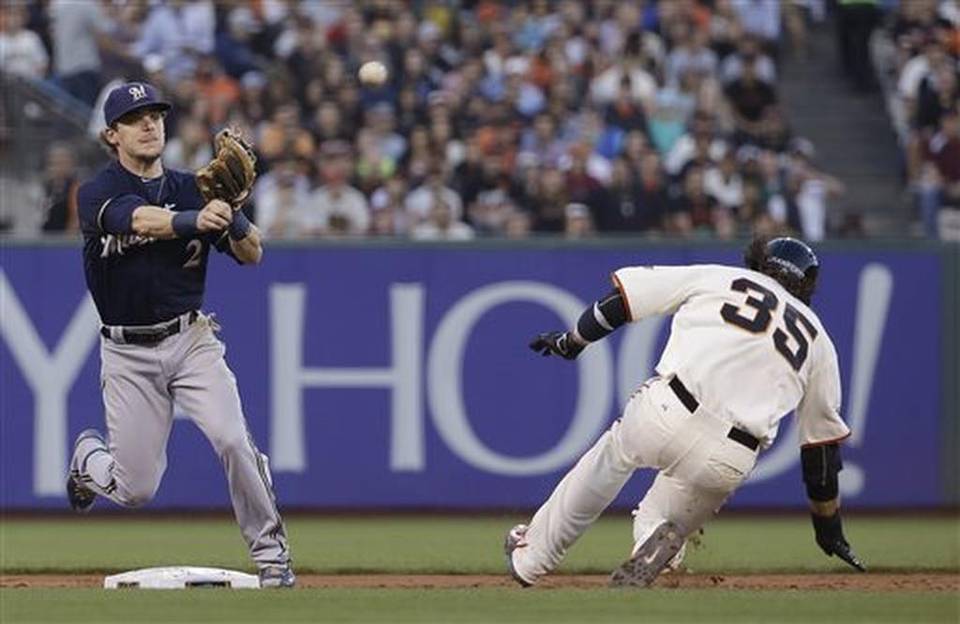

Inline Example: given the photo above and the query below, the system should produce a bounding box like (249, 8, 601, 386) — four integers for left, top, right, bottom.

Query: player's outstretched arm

(529, 289, 627, 360)
(801, 443, 866, 572)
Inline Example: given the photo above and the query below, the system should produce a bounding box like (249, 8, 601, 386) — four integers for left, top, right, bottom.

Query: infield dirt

(2, 572, 956, 591)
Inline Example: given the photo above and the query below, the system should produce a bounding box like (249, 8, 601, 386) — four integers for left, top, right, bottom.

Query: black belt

(101, 311, 198, 346)
(668, 376, 760, 451)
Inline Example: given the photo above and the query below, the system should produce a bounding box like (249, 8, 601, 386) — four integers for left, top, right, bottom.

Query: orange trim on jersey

(800, 432, 852, 448)
(610, 271, 634, 322)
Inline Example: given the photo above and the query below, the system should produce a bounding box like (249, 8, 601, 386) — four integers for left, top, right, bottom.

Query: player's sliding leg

(507, 381, 674, 585)
(171, 318, 292, 583)
(507, 422, 636, 586)
(69, 347, 175, 510)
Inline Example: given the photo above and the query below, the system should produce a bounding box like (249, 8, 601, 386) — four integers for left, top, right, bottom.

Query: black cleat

(66, 429, 107, 513)
(610, 521, 685, 588)
(66, 471, 96, 513)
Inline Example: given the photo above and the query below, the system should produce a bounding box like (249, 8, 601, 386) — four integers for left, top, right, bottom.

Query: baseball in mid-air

(358, 61, 389, 86)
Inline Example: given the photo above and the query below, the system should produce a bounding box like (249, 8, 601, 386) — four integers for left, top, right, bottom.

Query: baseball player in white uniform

(506, 237, 865, 587)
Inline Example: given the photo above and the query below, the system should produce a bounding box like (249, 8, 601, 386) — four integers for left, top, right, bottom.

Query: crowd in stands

(1, 0, 849, 240)
(876, 0, 960, 238)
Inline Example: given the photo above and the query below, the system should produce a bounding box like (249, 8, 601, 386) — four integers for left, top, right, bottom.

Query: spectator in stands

(0, 3, 48, 80)
(605, 77, 649, 137)
(258, 103, 316, 166)
(665, 22, 718, 87)
(39, 142, 80, 233)
(725, 56, 779, 143)
(788, 139, 846, 241)
(252, 159, 311, 239)
(756, 105, 793, 152)
(917, 106, 960, 237)
(97, 1, 147, 79)
(214, 6, 263, 80)
(665, 111, 728, 176)
(720, 35, 776, 85)
(913, 60, 960, 134)
(368, 176, 409, 237)
(519, 112, 568, 167)
(563, 202, 594, 239)
(731, 0, 782, 58)
(671, 165, 721, 237)
(355, 127, 398, 195)
(312, 99, 351, 144)
(594, 153, 666, 233)
(528, 163, 570, 232)
(163, 115, 213, 171)
(132, 0, 215, 82)
(9, 0, 848, 241)
(405, 160, 463, 225)
(366, 103, 408, 164)
(589, 38, 657, 112)
(410, 195, 475, 240)
(303, 140, 371, 237)
(49, 0, 108, 106)
(836, 0, 881, 92)
(193, 54, 240, 128)
(705, 149, 745, 213)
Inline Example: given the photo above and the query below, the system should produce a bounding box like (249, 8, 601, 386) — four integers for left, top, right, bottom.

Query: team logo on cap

(128, 84, 147, 101)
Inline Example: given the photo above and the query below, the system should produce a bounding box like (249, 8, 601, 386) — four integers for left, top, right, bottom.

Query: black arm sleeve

(800, 443, 843, 501)
(575, 289, 628, 343)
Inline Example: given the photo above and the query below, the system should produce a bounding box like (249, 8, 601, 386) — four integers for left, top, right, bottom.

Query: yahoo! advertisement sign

(0, 244, 945, 508)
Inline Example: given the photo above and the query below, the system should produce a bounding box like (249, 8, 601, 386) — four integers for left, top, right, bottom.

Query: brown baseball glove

(196, 128, 257, 208)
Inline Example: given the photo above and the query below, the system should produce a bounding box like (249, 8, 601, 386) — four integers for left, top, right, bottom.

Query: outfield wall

(1, 240, 957, 510)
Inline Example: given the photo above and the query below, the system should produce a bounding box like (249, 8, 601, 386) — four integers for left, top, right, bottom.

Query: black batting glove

(811, 511, 866, 572)
(529, 331, 584, 360)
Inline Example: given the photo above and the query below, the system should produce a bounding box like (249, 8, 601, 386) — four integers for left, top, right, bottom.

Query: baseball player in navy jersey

(65, 82, 294, 588)
(506, 237, 865, 587)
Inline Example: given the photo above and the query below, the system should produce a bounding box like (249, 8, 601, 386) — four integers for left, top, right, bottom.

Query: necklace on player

(140, 172, 166, 205)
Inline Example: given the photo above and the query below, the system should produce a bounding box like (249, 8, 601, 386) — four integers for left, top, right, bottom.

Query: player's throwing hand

(197, 199, 233, 232)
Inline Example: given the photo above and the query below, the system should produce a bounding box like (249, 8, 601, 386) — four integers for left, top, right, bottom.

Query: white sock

(74, 435, 115, 493)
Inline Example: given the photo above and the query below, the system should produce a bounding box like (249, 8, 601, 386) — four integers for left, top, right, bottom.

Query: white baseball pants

(512, 376, 759, 584)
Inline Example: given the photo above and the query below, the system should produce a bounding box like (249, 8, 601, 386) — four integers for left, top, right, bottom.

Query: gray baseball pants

(71, 312, 290, 570)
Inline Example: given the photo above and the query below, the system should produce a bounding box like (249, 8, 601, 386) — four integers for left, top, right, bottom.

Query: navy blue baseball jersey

(78, 161, 236, 326)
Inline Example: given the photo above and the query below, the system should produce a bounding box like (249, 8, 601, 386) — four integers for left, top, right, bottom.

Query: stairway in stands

(779, 17, 909, 236)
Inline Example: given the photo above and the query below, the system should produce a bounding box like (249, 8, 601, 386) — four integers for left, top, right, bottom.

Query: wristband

(228, 211, 252, 241)
(172, 210, 200, 238)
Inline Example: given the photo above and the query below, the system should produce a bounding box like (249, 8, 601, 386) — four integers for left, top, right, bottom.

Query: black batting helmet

(744, 236, 820, 304)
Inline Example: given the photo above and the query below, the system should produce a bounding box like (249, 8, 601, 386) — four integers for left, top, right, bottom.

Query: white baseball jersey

(612, 264, 850, 447)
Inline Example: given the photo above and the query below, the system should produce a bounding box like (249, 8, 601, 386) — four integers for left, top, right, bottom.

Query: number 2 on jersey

(182, 239, 203, 269)
(720, 278, 818, 371)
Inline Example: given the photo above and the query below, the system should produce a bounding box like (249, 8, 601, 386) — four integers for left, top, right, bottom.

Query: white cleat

(610, 521, 685, 588)
(503, 524, 534, 587)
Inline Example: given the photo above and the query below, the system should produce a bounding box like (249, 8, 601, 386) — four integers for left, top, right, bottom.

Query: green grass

(1, 514, 958, 623)
(2, 515, 958, 575)
(1, 588, 957, 624)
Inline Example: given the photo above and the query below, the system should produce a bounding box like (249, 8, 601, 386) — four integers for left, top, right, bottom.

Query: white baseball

(358, 61, 388, 86)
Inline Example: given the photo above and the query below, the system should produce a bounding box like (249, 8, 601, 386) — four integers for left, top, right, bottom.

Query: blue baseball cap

(103, 82, 171, 127)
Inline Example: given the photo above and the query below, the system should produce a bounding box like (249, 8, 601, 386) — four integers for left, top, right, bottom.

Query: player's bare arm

(529, 289, 628, 360)
(228, 221, 263, 265)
